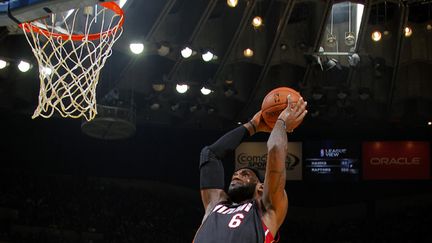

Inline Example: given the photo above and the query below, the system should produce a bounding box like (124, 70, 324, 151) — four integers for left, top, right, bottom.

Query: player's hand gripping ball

(261, 87, 303, 130)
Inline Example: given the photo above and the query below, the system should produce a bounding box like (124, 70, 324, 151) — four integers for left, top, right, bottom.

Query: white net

(20, 2, 124, 121)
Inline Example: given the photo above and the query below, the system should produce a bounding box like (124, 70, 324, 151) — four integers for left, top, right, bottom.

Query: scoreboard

(304, 140, 360, 181)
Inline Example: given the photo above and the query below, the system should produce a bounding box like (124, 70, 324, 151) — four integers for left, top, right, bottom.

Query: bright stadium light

(202, 51, 214, 62)
(130, 43, 144, 54)
(181, 47, 193, 58)
(227, 0, 238, 8)
(404, 26, 413, 37)
(41, 66, 53, 76)
(371, 31, 382, 42)
(252, 16, 263, 28)
(0, 59, 8, 69)
(176, 84, 189, 94)
(119, 0, 128, 8)
(18, 61, 31, 72)
(243, 48, 254, 57)
(200, 87, 212, 95)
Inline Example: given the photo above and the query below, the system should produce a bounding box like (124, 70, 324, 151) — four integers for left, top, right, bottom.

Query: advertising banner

(235, 142, 302, 181)
(363, 141, 430, 180)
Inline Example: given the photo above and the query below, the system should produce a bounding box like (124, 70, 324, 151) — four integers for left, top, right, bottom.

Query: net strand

(21, 4, 123, 121)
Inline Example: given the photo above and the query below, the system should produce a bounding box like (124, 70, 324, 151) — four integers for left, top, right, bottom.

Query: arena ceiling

(0, 0, 431, 137)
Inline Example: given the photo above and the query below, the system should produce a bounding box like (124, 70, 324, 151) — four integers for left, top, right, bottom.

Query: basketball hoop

(19, 2, 124, 121)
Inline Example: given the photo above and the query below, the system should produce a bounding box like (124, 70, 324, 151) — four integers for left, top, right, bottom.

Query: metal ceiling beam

(145, 0, 178, 41)
(299, 0, 333, 88)
(211, 0, 258, 85)
(167, 0, 219, 81)
(386, 2, 409, 113)
(236, 0, 296, 120)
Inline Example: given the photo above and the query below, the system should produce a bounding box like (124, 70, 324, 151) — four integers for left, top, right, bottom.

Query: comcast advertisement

(235, 142, 302, 181)
(363, 141, 430, 180)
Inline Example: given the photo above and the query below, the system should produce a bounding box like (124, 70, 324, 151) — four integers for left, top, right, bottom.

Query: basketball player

(194, 96, 307, 243)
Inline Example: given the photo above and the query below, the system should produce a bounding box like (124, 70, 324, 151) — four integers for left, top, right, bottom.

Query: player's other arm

(262, 96, 307, 231)
(199, 123, 256, 218)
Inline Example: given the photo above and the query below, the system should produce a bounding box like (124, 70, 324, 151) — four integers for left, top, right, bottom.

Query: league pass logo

(320, 148, 347, 158)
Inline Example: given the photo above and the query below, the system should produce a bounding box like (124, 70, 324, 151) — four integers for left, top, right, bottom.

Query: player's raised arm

(199, 122, 256, 218)
(262, 96, 307, 230)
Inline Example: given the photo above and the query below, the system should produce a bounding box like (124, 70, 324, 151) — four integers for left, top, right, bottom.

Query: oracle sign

(235, 142, 302, 181)
(362, 141, 430, 180)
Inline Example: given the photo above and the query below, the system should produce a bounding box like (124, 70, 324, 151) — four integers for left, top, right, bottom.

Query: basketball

(261, 87, 301, 128)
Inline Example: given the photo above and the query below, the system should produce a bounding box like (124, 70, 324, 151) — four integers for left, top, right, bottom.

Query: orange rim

(19, 2, 124, 41)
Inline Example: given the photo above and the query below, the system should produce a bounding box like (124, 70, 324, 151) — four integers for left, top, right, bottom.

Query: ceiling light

(176, 84, 189, 94)
(18, 61, 31, 72)
(171, 103, 180, 112)
(310, 54, 323, 70)
(152, 84, 165, 92)
(359, 88, 371, 100)
(243, 48, 254, 57)
(345, 32, 356, 46)
(157, 44, 170, 56)
(348, 53, 360, 67)
(371, 31, 382, 42)
(119, 0, 128, 8)
(427, 24, 432, 31)
(326, 34, 336, 47)
(310, 109, 320, 118)
(150, 102, 160, 111)
(227, 0, 238, 8)
(337, 90, 349, 100)
(312, 88, 324, 101)
(428, 121, 432, 126)
(224, 88, 236, 97)
(130, 43, 144, 54)
(202, 51, 214, 62)
(327, 59, 336, 69)
(252, 16, 263, 28)
(325, 58, 341, 71)
(200, 87, 212, 95)
(404, 26, 413, 37)
(189, 104, 199, 112)
(225, 79, 233, 84)
(41, 66, 52, 76)
(207, 107, 215, 114)
(181, 47, 193, 58)
(312, 93, 323, 101)
(0, 59, 8, 69)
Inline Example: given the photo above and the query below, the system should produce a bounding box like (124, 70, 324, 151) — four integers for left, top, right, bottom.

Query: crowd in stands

(1, 173, 431, 242)
(0, 173, 201, 242)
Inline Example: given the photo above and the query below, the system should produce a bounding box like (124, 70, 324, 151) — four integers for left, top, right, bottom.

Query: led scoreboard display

(304, 141, 360, 181)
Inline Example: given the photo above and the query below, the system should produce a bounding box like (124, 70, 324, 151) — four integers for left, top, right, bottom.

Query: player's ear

(257, 182, 264, 193)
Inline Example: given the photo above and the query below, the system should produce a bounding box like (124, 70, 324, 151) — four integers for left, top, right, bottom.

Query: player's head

(228, 167, 264, 203)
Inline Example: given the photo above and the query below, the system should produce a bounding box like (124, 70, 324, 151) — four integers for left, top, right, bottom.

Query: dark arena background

(1, 0, 432, 242)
